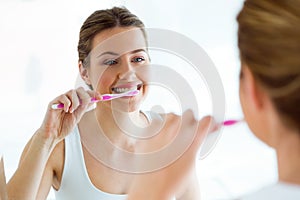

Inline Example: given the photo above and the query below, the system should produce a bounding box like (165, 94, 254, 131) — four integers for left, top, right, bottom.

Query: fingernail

(97, 92, 102, 100)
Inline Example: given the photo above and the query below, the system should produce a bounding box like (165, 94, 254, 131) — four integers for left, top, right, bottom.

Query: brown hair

(237, 0, 300, 131)
(78, 7, 146, 66)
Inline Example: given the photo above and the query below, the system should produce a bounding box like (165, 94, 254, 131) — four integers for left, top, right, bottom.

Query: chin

(109, 97, 142, 113)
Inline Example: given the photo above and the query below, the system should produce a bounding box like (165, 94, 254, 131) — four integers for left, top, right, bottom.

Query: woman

(7, 7, 208, 200)
(237, 0, 300, 198)
(128, 0, 300, 199)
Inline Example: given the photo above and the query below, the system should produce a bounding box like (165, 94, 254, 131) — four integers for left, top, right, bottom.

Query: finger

(83, 90, 102, 111)
(49, 94, 72, 113)
(67, 89, 81, 113)
(194, 115, 215, 147)
(77, 87, 91, 107)
(65, 89, 80, 113)
(178, 111, 214, 157)
(86, 90, 102, 102)
(71, 87, 94, 114)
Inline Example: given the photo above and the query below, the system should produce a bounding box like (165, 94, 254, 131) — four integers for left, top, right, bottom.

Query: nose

(118, 60, 136, 80)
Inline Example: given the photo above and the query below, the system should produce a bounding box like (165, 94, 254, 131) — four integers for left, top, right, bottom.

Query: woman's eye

(104, 59, 118, 65)
(132, 57, 145, 63)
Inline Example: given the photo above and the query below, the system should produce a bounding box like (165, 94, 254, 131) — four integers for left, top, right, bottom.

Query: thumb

(192, 115, 217, 151)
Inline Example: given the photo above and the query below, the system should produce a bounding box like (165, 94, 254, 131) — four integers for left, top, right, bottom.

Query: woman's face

(83, 26, 150, 112)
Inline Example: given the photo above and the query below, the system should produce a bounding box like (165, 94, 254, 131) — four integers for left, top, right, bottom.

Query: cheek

(90, 70, 115, 92)
(239, 80, 246, 113)
(142, 84, 149, 97)
(239, 80, 252, 126)
(239, 81, 267, 142)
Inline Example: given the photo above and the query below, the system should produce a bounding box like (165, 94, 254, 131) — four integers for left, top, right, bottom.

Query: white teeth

(113, 86, 137, 93)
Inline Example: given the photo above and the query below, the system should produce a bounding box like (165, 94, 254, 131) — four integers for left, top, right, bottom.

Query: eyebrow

(97, 49, 147, 58)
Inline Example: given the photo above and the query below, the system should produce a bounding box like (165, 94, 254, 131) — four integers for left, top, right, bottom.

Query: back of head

(237, 0, 300, 131)
(77, 7, 145, 66)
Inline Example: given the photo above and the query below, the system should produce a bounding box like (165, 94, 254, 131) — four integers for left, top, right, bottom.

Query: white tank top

(55, 111, 169, 200)
(54, 125, 127, 200)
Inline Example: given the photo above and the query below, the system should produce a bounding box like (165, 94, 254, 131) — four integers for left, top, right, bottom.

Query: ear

(79, 61, 92, 86)
(240, 64, 266, 111)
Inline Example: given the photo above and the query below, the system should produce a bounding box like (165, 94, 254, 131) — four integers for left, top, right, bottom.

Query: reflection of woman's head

(78, 7, 146, 67)
(237, 0, 300, 131)
(77, 7, 149, 112)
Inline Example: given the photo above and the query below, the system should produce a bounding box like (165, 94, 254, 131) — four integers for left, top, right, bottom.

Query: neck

(276, 129, 300, 185)
(95, 104, 146, 126)
(94, 104, 148, 151)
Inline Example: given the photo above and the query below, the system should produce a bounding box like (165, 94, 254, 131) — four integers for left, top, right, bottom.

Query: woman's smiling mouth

(112, 83, 142, 94)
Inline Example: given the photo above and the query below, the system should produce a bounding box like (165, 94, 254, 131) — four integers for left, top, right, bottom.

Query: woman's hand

(38, 87, 101, 145)
(7, 87, 101, 200)
(127, 111, 217, 200)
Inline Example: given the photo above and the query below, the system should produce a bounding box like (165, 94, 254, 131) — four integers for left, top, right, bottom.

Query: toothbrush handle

(101, 90, 139, 101)
(101, 93, 133, 101)
(51, 97, 99, 110)
(222, 119, 242, 126)
(51, 90, 139, 109)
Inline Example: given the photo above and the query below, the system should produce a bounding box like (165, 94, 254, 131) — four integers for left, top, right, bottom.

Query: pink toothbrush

(51, 90, 139, 110)
(222, 119, 242, 126)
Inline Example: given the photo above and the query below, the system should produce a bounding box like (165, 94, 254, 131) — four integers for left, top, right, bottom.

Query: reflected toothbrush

(51, 90, 139, 110)
(101, 90, 139, 101)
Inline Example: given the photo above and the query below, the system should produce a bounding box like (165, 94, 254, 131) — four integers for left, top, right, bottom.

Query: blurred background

(0, 0, 277, 199)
